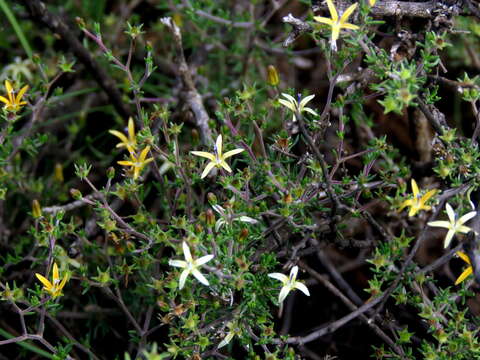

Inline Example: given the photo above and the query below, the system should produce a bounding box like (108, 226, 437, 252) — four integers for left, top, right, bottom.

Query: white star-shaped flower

(268, 265, 310, 304)
(168, 242, 214, 289)
(427, 203, 476, 248)
(278, 93, 318, 123)
(212, 204, 258, 232)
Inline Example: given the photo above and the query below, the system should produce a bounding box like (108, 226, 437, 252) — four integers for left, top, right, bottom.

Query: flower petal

(281, 93, 298, 107)
(192, 269, 209, 286)
(201, 161, 216, 179)
(458, 211, 477, 225)
(457, 225, 472, 234)
(223, 148, 244, 159)
(421, 189, 437, 204)
(219, 161, 233, 173)
(179, 269, 190, 289)
(341, 23, 359, 30)
(268, 273, 288, 283)
(278, 99, 296, 112)
(326, 0, 338, 21)
(58, 273, 69, 293)
(289, 266, 299, 282)
(443, 229, 455, 248)
(411, 179, 419, 198)
(53, 263, 60, 283)
(294, 282, 310, 297)
(0, 95, 10, 104)
(445, 203, 455, 223)
(139, 146, 151, 162)
(340, 3, 358, 25)
(455, 266, 473, 285)
(109, 130, 129, 145)
(35, 273, 52, 290)
(191, 151, 216, 161)
(15, 85, 29, 104)
(278, 286, 290, 303)
(398, 199, 413, 212)
(216, 135, 223, 158)
(456, 251, 471, 265)
(302, 107, 319, 117)
(427, 221, 451, 229)
(128, 117, 135, 140)
(237, 216, 258, 224)
(169, 260, 187, 268)
(182, 241, 192, 262)
(218, 331, 235, 349)
(299, 94, 315, 109)
(313, 16, 334, 26)
(196, 254, 214, 266)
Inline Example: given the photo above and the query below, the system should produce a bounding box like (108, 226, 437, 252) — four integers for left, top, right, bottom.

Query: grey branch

(282, 14, 313, 48)
(161, 17, 214, 146)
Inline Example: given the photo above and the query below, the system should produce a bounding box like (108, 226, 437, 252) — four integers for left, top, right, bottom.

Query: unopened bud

(32, 199, 42, 219)
(267, 65, 279, 86)
(70, 188, 82, 200)
(107, 166, 115, 179)
(54, 163, 64, 183)
(239, 228, 249, 241)
(207, 192, 217, 204)
(205, 209, 215, 227)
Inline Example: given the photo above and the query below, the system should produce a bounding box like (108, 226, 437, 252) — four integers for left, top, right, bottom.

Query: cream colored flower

(278, 93, 318, 123)
(268, 266, 310, 304)
(168, 242, 214, 289)
(428, 203, 476, 248)
(191, 135, 244, 179)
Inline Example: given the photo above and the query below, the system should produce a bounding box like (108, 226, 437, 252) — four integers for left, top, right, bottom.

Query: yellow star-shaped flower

(455, 251, 473, 285)
(109, 117, 137, 154)
(117, 146, 154, 180)
(0, 80, 28, 112)
(314, 0, 359, 51)
(398, 179, 437, 217)
(35, 262, 69, 299)
(191, 135, 244, 179)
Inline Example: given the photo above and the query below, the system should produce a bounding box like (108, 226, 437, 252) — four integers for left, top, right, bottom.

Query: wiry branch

(161, 17, 214, 146)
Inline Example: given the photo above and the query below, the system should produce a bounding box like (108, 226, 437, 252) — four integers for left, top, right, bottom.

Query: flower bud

(205, 209, 215, 227)
(207, 192, 217, 204)
(32, 199, 42, 219)
(107, 166, 115, 179)
(70, 188, 82, 200)
(267, 65, 280, 86)
(54, 163, 64, 183)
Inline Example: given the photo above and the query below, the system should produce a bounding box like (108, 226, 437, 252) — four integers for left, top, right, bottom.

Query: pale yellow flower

(35, 262, 68, 299)
(278, 93, 318, 123)
(314, 0, 359, 51)
(428, 203, 476, 248)
(369, 0, 376, 6)
(117, 146, 154, 180)
(168, 242, 214, 289)
(0, 80, 28, 112)
(109, 117, 137, 154)
(455, 251, 473, 285)
(398, 179, 437, 217)
(191, 135, 244, 179)
(268, 266, 310, 304)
